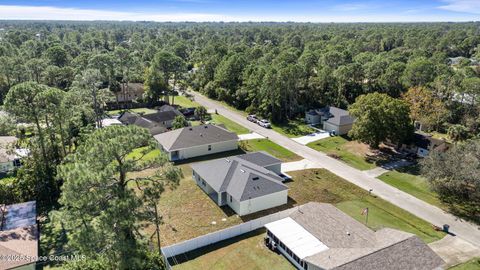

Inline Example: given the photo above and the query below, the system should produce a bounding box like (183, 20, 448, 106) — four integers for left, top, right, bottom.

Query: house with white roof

(265, 202, 445, 270)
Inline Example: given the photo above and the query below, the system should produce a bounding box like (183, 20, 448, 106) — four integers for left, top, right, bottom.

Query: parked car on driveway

(247, 114, 259, 123)
(258, 119, 271, 128)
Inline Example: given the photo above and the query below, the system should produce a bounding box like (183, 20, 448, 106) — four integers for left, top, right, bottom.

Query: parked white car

(247, 114, 259, 123)
(258, 119, 271, 128)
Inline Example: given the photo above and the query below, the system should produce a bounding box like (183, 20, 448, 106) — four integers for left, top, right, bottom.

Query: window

(230, 195, 232, 202)
(208, 145, 212, 151)
(202, 179, 206, 186)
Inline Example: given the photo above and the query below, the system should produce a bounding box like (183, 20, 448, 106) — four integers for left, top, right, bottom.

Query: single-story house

(401, 133, 450, 158)
(0, 136, 27, 173)
(115, 83, 144, 103)
(118, 111, 167, 136)
(265, 202, 445, 270)
(191, 151, 288, 216)
(0, 201, 38, 270)
(154, 124, 239, 161)
(305, 107, 354, 135)
(142, 109, 183, 129)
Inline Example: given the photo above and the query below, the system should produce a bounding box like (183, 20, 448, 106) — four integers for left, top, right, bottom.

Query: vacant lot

(307, 136, 377, 170)
(173, 95, 200, 108)
(170, 229, 294, 270)
(240, 139, 302, 162)
(271, 119, 316, 138)
(210, 114, 250, 135)
(378, 166, 443, 209)
(287, 169, 445, 243)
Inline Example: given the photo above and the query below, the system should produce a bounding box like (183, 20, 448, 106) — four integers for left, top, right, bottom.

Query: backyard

(107, 107, 157, 116)
(170, 229, 294, 270)
(240, 139, 302, 162)
(307, 136, 378, 170)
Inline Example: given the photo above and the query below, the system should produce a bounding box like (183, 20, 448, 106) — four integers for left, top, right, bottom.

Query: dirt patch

(343, 141, 372, 157)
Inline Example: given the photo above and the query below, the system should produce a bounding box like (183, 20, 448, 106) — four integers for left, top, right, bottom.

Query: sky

(0, 0, 479, 22)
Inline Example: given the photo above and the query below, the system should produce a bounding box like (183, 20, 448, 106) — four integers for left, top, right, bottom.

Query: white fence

(161, 207, 297, 268)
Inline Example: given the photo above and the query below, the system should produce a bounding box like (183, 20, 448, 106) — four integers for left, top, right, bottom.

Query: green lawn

(127, 146, 162, 162)
(271, 119, 316, 138)
(170, 229, 294, 270)
(287, 169, 445, 243)
(209, 114, 250, 135)
(240, 139, 302, 162)
(449, 258, 480, 270)
(173, 95, 200, 108)
(378, 166, 443, 209)
(307, 136, 376, 170)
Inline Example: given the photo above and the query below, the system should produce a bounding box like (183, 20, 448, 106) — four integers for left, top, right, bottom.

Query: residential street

(190, 91, 480, 246)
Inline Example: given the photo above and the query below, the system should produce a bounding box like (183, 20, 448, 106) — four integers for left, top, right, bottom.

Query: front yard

(209, 114, 250, 135)
(170, 229, 294, 270)
(377, 165, 443, 209)
(449, 258, 480, 270)
(172, 95, 201, 108)
(240, 139, 302, 162)
(287, 169, 445, 243)
(271, 119, 316, 138)
(307, 136, 377, 170)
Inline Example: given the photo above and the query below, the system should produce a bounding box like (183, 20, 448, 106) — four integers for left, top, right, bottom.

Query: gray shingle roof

(143, 110, 182, 123)
(236, 151, 281, 167)
(283, 203, 444, 270)
(325, 107, 355, 126)
(154, 124, 239, 151)
(191, 152, 288, 201)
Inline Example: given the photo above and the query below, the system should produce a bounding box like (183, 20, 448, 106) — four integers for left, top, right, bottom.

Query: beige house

(191, 152, 288, 216)
(0, 136, 23, 173)
(265, 203, 445, 270)
(154, 124, 239, 161)
(305, 107, 354, 135)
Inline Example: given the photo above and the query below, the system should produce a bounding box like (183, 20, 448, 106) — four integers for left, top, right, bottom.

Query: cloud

(0, 5, 232, 21)
(438, 0, 480, 14)
(0, 4, 477, 22)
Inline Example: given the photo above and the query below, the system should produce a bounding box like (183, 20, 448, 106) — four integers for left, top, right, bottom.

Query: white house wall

(176, 140, 238, 160)
(238, 189, 288, 216)
(265, 164, 281, 174)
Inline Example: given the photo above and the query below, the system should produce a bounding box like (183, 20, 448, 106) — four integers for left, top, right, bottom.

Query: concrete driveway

(238, 132, 265, 141)
(281, 159, 322, 173)
(429, 235, 480, 267)
(190, 90, 480, 246)
(292, 131, 331, 145)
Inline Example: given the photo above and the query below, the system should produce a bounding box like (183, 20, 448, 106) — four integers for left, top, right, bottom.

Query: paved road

(191, 91, 480, 246)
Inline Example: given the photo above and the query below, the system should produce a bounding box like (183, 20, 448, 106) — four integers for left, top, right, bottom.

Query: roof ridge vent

(240, 169, 245, 173)
(225, 158, 231, 163)
(252, 176, 259, 180)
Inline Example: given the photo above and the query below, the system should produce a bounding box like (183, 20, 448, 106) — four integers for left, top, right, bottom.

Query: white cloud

(438, 0, 480, 14)
(0, 5, 477, 22)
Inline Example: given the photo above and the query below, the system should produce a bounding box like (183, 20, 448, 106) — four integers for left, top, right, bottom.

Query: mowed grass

(307, 136, 376, 170)
(173, 95, 200, 108)
(210, 114, 250, 135)
(271, 119, 316, 138)
(449, 258, 480, 270)
(170, 229, 294, 270)
(240, 139, 302, 162)
(287, 169, 445, 243)
(378, 166, 443, 209)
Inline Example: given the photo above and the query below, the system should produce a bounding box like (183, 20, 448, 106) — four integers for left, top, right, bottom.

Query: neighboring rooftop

(325, 107, 355, 126)
(266, 202, 444, 270)
(191, 152, 287, 202)
(143, 110, 182, 123)
(0, 201, 38, 270)
(154, 124, 239, 151)
(236, 151, 281, 167)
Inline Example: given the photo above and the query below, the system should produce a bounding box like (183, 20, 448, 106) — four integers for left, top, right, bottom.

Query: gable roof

(236, 151, 281, 167)
(143, 110, 182, 123)
(154, 124, 239, 151)
(325, 107, 355, 126)
(191, 152, 287, 201)
(118, 111, 141, 125)
(268, 202, 444, 270)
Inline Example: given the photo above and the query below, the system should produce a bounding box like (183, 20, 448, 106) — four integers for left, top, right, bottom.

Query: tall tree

(349, 93, 413, 148)
(55, 125, 181, 269)
(403, 87, 448, 131)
